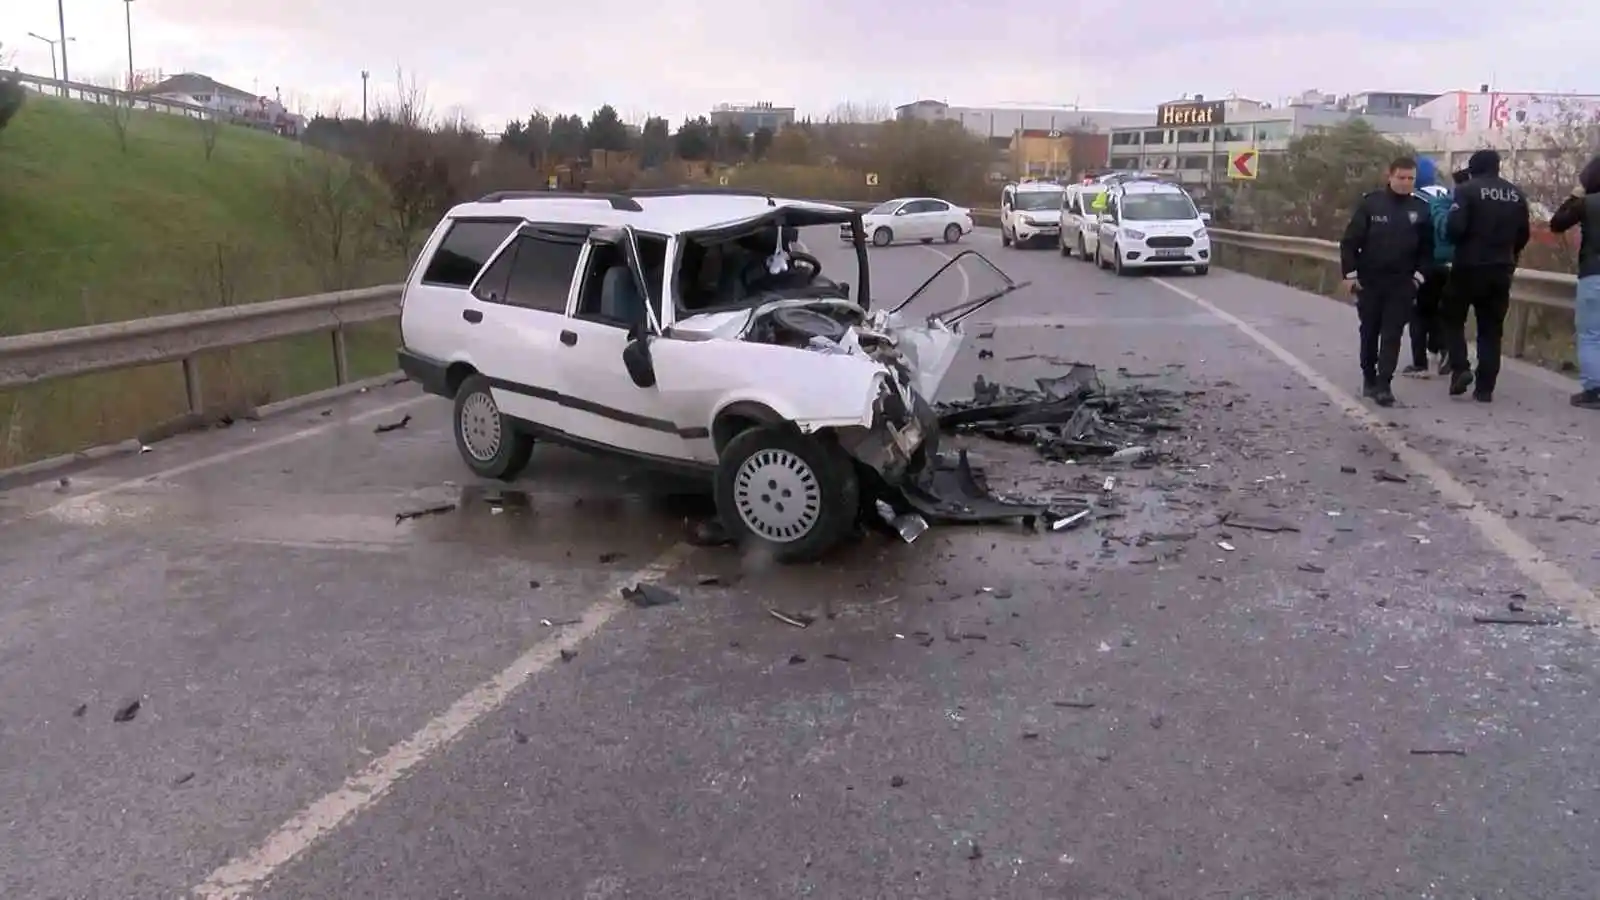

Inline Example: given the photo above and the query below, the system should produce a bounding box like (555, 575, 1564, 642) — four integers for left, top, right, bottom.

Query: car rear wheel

(1001, 226, 1012, 247)
(715, 424, 859, 563)
(453, 374, 534, 481)
(1059, 235, 1071, 257)
(944, 223, 962, 243)
(872, 227, 893, 247)
(1193, 265, 1210, 275)
(1078, 236, 1091, 262)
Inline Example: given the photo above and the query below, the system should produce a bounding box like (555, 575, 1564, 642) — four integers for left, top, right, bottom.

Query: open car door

(876, 250, 1031, 400)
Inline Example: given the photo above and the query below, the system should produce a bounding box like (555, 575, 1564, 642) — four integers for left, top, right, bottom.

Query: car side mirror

(622, 331, 655, 389)
(1200, 212, 1212, 222)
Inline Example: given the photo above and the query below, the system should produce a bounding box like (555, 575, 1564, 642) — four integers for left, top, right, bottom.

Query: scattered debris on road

(1051, 700, 1096, 710)
(71, 702, 87, 718)
(112, 699, 141, 723)
(1221, 511, 1300, 533)
(559, 648, 577, 662)
(1373, 469, 1408, 483)
(769, 609, 814, 628)
(173, 772, 196, 786)
(1410, 748, 1467, 757)
(373, 414, 412, 434)
(622, 583, 681, 608)
(395, 502, 456, 524)
(889, 775, 906, 788)
(1473, 614, 1561, 626)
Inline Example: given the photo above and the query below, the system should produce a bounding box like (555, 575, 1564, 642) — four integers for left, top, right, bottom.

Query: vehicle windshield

(868, 201, 902, 216)
(676, 223, 859, 315)
(1122, 194, 1199, 221)
(1014, 191, 1063, 211)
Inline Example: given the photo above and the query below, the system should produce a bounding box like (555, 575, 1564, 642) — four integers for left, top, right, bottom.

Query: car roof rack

(475, 191, 643, 212)
(622, 186, 777, 206)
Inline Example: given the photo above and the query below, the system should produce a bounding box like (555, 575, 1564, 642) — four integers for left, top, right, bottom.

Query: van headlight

(1193, 227, 1208, 238)
(1021, 216, 1037, 226)
(1122, 229, 1146, 241)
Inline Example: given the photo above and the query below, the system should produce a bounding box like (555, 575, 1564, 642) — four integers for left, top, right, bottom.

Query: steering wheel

(740, 250, 823, 289)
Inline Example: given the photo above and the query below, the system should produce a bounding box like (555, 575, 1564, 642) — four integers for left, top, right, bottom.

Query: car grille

(1145, 236, 1194, 249)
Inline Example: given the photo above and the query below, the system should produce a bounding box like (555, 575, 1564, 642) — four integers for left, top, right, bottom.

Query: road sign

(866, 172, 879, 187)
(547, 175, 558, 190)
(1228, 149, 1259, 180)
(719, 175, 730, 186)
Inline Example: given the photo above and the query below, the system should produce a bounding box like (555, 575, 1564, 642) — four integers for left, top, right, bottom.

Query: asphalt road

(3, 225, 1599, 899)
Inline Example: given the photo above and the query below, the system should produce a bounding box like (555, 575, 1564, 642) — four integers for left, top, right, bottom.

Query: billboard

(1157, 100, 1225, 127)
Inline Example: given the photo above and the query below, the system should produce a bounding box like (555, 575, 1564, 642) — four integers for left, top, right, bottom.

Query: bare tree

(198, 110, 221, 160)
(0, 40, 15, 68)
(1504, 98, 1600, 271)
(275, 151, 385, 291)
(827, 101, 894, 124)
(90, 76, 133, 152)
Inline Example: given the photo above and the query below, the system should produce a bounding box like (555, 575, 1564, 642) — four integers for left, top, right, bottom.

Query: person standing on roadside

(1403, 157, 1453, 376)
(1549, 154, 1600, 409)
(1442, 149, 1531, 402)
(1339, 157, 1435, 407)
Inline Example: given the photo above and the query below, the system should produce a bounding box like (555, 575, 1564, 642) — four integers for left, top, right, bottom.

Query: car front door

(463, 224, 588, 434)
(553, 231, 695, 463)
(894, 199, 931, 239)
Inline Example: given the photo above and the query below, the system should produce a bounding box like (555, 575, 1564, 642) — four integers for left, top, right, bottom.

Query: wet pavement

(3, 226, 1599, 899)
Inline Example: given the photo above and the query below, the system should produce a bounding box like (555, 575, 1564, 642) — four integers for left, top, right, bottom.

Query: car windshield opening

(1014, 192, 1062, 211)
(677, 224, 854, 315)
(1122, 195, 1198, 221)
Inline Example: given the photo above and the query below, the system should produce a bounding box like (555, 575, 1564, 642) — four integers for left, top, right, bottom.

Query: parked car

(398, 188, 1026, 561)
(840, 197, 973, 247)
(1094, 180, 1212, 275)
(999, 180, 1066, 248)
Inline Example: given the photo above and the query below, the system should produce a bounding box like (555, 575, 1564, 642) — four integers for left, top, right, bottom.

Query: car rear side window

(502, 231, 586, 313)
(420, 220, 518, 287)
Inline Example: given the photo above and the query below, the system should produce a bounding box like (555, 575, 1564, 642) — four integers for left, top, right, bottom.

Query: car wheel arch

(711, 401, 787, 455)
(444, 361, 479, 398)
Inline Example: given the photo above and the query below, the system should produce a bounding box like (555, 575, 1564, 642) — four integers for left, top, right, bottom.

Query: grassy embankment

(0, 94, 406, 468)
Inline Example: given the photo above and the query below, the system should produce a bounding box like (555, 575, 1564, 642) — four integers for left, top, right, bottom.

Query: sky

(7, 0, 1600, 129)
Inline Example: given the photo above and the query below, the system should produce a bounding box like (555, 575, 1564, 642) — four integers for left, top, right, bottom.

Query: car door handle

(462, 309, 483, 323)
(559, 330, 577, 346)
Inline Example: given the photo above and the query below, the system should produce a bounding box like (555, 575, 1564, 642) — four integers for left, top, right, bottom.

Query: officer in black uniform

(1339, 157, 1435, 407)
(1442, 149, 1531, 401)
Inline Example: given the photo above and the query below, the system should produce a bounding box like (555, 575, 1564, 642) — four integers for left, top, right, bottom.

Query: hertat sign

(1157, 100, 1225, 127)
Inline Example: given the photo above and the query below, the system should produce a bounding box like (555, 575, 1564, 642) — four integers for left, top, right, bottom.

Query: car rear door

(464, 224, 589, 434)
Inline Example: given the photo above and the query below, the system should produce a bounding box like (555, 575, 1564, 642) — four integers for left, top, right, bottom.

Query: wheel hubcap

(459, 391, 502, 461)
(733, 448, 822, 542)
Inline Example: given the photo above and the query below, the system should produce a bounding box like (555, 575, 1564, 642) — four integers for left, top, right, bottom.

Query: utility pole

(123, 0, 136, 92)
(56, 0, 70, 85)
(27, 32, 67, 81)
(361, 70, 369, 122)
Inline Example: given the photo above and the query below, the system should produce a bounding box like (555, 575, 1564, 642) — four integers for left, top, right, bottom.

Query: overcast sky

(8, 0, 1599, 127)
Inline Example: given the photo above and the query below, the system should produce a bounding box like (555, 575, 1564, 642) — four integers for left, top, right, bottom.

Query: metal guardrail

(7, 69, 212, 119)
(1206, 227, 1579, 360)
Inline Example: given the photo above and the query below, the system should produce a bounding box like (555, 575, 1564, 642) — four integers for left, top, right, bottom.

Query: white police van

(999, 180, 1066, 248)
(1093, 180, 1211, 275)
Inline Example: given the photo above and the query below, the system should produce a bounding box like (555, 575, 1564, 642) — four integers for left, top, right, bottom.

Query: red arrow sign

(1231, 151, 1257, 177)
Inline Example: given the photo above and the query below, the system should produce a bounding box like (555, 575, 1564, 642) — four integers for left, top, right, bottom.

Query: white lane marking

(1151, 276, 1599, 625)
(922, 245, 972, 307)
(5, 393, 430, 527)
(192, 541, 694, 899)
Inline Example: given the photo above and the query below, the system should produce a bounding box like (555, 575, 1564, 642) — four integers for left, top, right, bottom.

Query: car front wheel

(453, 374, 535, 481)
(715, 424, 859, 563)
(872, 227, 893, 247)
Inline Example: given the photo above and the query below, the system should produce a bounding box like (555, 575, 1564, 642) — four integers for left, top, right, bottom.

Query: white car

(398, 188, 1025, 561)
(1059, 182, 1106, 261)
(841, 197, 973, 247)
(1094, 181, 1212, 275)
(999, 181, 1066, 248)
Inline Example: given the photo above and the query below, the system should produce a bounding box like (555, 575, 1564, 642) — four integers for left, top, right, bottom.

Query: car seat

(599, 265, 649, 329)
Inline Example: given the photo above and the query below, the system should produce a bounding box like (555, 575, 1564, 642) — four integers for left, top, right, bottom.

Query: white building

(1407, 89, 1600, 179)
(895, 99, 1152, 137)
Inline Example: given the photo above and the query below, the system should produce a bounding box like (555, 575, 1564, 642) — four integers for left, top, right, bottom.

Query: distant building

(1105, 95, 1432, 197)
(1341, 90, 1440, 117)
(137, 71, 304, 136)
(1407, 88, 1600, 177)
(1008, 129, 1110, 179)
(895, 99, 1152, 137)
(709, 102, 795, 135)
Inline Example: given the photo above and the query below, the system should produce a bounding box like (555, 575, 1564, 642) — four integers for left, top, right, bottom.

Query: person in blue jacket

(1404, 157, 1454, 375)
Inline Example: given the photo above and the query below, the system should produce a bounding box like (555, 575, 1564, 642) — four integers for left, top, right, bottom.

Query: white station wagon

(397, 188, 1025, 561)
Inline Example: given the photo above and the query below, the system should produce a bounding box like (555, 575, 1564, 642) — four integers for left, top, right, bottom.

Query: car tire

(943, 223, 962, 244)
(1059, 236, 1071, 257)
(872, 227, 893, 247)
(1001, 226, 1012, 247)
(715, 424, 859, 564)
(1113, 244, 1130, 276)
(452, 374, 534, 481)
(1079, 237, 1091, 262)
(1193, 265, 1210, 276)
(1096, 242, 1110, 270)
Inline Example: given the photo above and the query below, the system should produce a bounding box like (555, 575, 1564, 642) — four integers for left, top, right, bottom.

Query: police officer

(1339, 157, 1435, 407)
(1443, 149, 1531, 402)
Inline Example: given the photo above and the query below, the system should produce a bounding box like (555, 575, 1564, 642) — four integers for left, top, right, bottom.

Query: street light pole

(361, 70, 369, 122)
(123, 0, 136, 92)
(56, 0, 70, 84)
(27, 32, 60, 81)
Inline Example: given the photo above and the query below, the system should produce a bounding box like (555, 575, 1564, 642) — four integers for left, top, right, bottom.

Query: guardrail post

(331, 327, 350, 385)
(181, 357, 203, 413)
(1508, 304, 1530, 359)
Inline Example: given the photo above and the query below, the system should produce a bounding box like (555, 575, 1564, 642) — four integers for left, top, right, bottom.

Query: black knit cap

(1467, 149, 1501, 175)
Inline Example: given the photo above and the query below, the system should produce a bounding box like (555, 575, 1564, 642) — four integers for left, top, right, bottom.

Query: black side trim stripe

(485, 376, 711, 439)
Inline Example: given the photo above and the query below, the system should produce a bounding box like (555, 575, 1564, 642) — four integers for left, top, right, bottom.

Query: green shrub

(0, 76, 25, 135)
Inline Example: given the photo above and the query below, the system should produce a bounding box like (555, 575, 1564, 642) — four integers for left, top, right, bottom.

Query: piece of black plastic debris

(373, 414, 412, 434)
(72, 703, 87, 718)
(788, 654, 807, 665)
(598, 551, 623, 564)
(112, 700, 141, 723)
(1508, 598, 1525, 613)
(559, 649, 577, 663)
(622, 583, 681, 608)
(1223, 512, 1300, 533)
(1021, 731, 1040, 740)
(977, 348, 994, 359)
(1340, 465, 1357, 474)
(173, 772, 195, 786)
(320, 409, 332, 417)
(976, 329, 995, 339)
(890, 775, 906, 788)
(1052, 700, 1096, 709)
(1373, 470, 1407, 483)
(696, 574, 722, 586)
(512, 728, 530, 744)
(396, 503, 456, 524)
(965, 840, 983, 860)
(1409, 748, 1466, 756)
(824, 653, 851, 663)
(769, 609, 815, 628)
(1473, 614, 1559, 626)
(1297, 563, 1326, 574)
(1149, 714, 1164, 730)
(528, 579, 541, 590)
